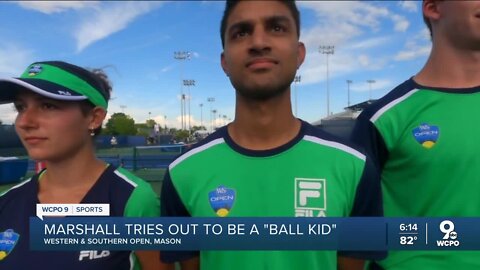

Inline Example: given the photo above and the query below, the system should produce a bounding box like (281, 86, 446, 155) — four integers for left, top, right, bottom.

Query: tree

(104, 113, 137, 135)
(174, 129, 190, 142)
(135, 123, 150, 137)
(146, 119, 156, 128)
(191, 125, 206, 133)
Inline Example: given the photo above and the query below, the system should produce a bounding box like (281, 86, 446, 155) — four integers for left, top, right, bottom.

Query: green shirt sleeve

(117, 167, 160, 217)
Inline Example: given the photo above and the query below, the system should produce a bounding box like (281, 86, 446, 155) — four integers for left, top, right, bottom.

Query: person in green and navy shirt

(161, 1, 385, 269)
(351, 1, 480, 269)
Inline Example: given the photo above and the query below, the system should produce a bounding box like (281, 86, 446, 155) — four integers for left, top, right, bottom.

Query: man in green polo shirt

(161, 1, 384, 269)
(351, 1, 480, 269)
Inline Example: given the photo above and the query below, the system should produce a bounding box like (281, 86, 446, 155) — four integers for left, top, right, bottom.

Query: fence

(0, 144, 189, 186)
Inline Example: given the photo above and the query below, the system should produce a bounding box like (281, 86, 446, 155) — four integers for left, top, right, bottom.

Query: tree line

(105, 113, 206, 142)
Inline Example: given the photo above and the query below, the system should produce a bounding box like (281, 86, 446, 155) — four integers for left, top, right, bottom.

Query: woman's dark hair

(79, 68, 113, 136)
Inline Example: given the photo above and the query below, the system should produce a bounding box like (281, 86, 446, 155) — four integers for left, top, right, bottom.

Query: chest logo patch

(0, 229, 20, 261)
(209, 185, 235, 217)
(295, 178, 327, 217)
(412, 123, 439, 149)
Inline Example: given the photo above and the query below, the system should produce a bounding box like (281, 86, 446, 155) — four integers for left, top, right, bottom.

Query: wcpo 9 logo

(437, 220, 460, 247)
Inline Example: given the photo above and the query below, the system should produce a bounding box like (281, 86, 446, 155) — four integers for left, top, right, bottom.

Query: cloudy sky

(0, 1, 430, 129)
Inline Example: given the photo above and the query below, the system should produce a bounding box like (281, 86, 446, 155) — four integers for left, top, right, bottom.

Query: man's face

(221, 1, 305, 101)
(430, 0, 480, 50)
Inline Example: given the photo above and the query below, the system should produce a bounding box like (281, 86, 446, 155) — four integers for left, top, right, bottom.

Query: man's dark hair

(220, 0, 301, 48)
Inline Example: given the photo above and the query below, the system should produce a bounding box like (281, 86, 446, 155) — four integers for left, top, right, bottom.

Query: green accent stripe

(20, 64, 108, 109)
(370, 89, 418, 123)
(0, 178, 32, 198)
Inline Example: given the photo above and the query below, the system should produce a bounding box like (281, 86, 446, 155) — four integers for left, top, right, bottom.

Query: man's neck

(415, 43, 480, 88)
(228, 94, 301, 151)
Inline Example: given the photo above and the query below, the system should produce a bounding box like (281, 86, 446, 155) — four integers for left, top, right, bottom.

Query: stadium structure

(311, 100, 377, 140)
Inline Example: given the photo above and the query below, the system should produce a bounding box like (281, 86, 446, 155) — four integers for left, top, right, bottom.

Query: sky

(0, 1, 431, 130)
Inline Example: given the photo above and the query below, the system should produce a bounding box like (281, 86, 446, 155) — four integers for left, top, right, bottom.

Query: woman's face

(14, 90, 95, 162)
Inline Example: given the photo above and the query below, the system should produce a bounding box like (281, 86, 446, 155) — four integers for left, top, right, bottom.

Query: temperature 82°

(400, 235, 418, 245)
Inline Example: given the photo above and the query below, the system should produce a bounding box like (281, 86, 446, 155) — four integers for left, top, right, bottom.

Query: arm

(120, 169, 175, 270)
(160, 170, 200, 265)
(350, 112, 389, 171)
(338, 256, 364, 270)
(337, 154, 387, 262)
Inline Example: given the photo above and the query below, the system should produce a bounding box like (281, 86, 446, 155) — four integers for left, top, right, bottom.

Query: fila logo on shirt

(78, 250, 110, 261)
(294, 178, 327, 217)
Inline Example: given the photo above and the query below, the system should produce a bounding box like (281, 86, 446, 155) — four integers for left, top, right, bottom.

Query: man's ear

(423, 0, 441, 23)
(297, 42, 306, 69)
(220, 52, 230, 77)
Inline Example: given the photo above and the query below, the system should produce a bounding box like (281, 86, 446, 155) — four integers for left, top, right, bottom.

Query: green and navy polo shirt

(0, 165, 159, 270)
(161, 120, 383, 269)
(351, 78, 480, 269)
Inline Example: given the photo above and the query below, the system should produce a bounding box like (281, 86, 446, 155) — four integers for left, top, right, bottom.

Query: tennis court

(0, 144, 184, 196)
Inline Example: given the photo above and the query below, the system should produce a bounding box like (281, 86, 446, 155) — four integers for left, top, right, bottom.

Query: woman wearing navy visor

(0, 61, 173, 270)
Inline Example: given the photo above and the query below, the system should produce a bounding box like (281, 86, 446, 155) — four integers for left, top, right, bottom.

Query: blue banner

(29, 217, 480, 251)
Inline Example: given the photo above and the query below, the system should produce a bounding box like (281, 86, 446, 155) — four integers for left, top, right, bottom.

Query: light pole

(183, 79, 195, 132)
(120, 105, 126, 113)
(319, 45, 334, 116)
(148, 112, 152, 131)
(199, 103, 203, 128)
(174, 51, 191, 130)
(181, 94, 186, 129)
(212, 109, 217, 130)
(367, 79, 376, 100)
(293, 75, 301, 117)
(223, 115, 227, 126)
(164, 115, 167, 132)
(207, 97, 215, 132)
(346, 80, 353, 107)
